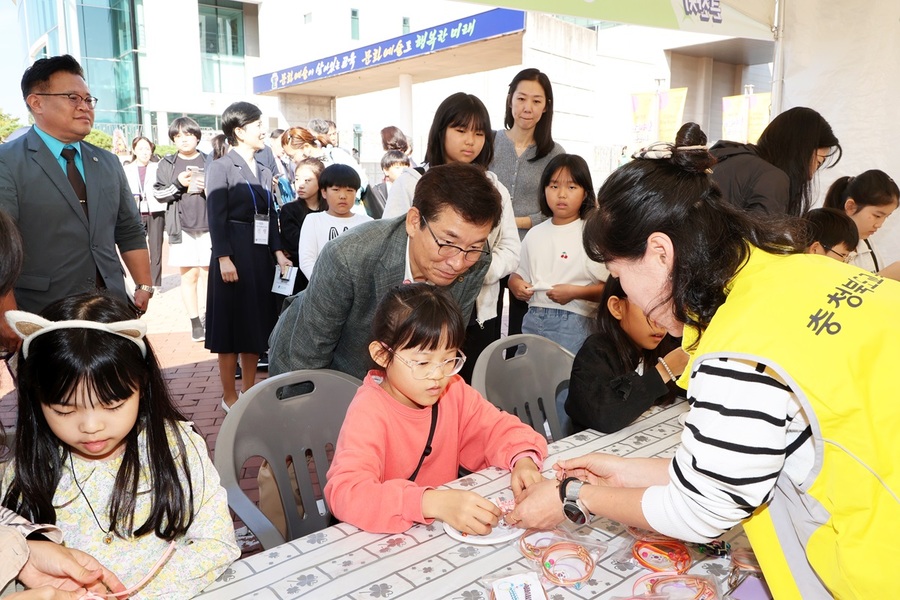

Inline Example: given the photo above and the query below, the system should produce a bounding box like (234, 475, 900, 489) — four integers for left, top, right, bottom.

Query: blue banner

(253, 8, 526, 94)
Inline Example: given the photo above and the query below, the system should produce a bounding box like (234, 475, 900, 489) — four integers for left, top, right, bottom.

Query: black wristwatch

(560, 476, 591, 525)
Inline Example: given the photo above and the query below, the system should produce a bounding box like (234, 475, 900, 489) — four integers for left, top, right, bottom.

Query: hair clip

(632, 539, 692, 573)
(5, 310, 147, 359)
(541, 541, 594, 588)
(632, 142, 709, 161)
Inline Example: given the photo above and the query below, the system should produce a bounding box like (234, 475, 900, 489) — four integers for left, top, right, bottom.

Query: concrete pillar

(398, 73, 413, 140)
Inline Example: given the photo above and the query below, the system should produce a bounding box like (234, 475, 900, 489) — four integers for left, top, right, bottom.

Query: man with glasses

(269, 162, 502, 380)
(0, 54, 151, 351)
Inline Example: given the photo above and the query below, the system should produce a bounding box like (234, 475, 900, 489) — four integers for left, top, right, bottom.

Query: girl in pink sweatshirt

(324, 283, 549, 534)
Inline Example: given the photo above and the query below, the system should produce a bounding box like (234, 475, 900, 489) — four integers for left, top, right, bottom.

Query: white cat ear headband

(5, 310, 147, 359)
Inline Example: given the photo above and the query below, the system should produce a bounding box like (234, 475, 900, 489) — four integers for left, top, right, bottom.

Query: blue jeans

(522, 306, 593, 355)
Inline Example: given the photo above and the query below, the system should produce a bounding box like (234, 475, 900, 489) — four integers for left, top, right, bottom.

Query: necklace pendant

(103, 533, 113, 545)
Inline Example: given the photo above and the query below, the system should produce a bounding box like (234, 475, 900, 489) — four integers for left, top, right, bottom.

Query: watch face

(563, 501, 588, 525)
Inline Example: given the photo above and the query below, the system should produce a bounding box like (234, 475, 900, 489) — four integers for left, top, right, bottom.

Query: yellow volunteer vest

(679, 248, 900, 599)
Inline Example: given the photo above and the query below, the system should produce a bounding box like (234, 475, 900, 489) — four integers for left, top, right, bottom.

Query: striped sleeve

(642, 357, 812, 542)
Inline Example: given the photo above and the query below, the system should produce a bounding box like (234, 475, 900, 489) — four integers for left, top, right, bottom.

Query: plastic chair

(214, 369, 361, 549)
(471, 334, 576, 442)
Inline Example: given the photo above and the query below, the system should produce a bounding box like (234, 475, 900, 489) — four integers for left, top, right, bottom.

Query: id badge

(254, 214, 269, 245)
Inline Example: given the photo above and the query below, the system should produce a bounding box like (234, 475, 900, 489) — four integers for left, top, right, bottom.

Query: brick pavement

(0, 258, 264, 556)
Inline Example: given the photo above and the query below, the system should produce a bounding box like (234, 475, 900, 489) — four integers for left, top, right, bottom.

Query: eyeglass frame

(384, 346, 467, 380)
(821, 244, 853, 263)
(33, 92, 99, 109)
(420, 216, 490, 263)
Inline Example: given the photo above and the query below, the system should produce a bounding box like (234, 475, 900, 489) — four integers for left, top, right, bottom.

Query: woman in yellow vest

(508, 126, 900, 599)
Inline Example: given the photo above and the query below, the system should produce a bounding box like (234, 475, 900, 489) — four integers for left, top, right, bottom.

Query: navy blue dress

(205, 150, 282, 354)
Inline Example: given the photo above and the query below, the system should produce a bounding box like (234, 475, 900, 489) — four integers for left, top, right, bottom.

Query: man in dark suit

(269, 162, 502, 380)
(0, 54, 151, 350)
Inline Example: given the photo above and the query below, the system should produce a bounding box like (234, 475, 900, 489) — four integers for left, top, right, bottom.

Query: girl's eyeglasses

(386, 347, 467, 380)
(822, 244, 853, 263)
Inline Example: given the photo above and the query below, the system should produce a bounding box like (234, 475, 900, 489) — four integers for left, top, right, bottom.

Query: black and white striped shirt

(643, 357, 814, 542)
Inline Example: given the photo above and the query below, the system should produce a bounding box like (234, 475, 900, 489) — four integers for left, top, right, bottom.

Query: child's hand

(422, 489, 501, 536)
(508, 276, 534, 302)
(663, 347, 689, 379)
(511, 457, 544, 497)
(546, 284, 579, 305)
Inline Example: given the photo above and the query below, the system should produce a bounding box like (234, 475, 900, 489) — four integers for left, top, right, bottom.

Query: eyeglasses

(386, 347, 466, 380)
(34, 92, 99, 109)
(421, 217, 489, 263)
(822, 244, 853, 263)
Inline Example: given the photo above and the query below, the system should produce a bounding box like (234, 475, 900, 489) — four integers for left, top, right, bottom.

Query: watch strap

(135, 284, 154, 296)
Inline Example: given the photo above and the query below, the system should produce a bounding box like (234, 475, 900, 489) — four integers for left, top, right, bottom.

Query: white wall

(782, 0, 900, 264)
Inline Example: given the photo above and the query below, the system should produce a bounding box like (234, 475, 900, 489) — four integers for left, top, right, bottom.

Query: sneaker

(191, 323, 205, 342)
(257, 351, 269, 370)
(235, 363, 242, 379)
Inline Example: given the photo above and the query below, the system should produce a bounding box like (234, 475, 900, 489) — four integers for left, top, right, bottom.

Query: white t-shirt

(298, 212, 373, 279)
(514, 218, 608, 318)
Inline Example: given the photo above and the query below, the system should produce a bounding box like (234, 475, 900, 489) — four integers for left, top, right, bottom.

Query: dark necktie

(61, 146, 88, 217)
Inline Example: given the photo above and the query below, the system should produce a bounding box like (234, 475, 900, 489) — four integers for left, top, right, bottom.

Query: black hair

(823, 169, 900, 212)
(222, 101, 262, 146)
(167, 116, 202, 144)
(803, 207, 859, 251)
(371, 283, 466, 367)
(210, 133, 230, 161)
(2, 292, 197, 541)
(503, 68, 557, 162)
(21, 54, 84, 100)
(270, 128, 285, 140)
(595, 277, 672, 375)
(423, 93, 494, 168)
(0, 210, 23, 296)
(412, 162, 502, 229)
(755, 107, 841, 216)
(318, 163, 361, 192)
(538, 154, 596, 218)
(381, 150, 410, 171)
(584, 128, 803, 342)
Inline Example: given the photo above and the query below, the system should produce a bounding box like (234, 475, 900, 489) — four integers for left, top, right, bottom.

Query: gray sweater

(490, 130, 565, 240)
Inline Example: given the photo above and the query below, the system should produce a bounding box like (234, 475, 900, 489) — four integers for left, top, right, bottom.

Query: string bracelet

(632, 539, 692, 573)
(541, 542, 594, 588)
(650, 574, 719, 600)
(728, 547, 762, 590)
(519, 529, 561, 562)
(78, 541, 176, 599)
(657, 357, 677, 382)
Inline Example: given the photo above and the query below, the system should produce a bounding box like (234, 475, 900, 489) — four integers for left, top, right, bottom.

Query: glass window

(351, 8, 359, 40)
(199, 1, 245, 93)
(402, 16, 410, 34)
(304, 12, 312, 24)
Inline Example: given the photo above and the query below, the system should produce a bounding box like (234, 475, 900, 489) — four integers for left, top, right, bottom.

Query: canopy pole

(770, 0, 786, 117)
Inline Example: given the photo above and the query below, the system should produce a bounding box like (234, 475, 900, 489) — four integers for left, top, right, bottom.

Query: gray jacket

(269, 216, 490, 379)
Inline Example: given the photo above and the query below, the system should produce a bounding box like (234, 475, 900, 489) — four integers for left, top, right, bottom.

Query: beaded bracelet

(519, 529, 561, 562)
(632, 539, 692, 573)
(658, 357, 677, 381)
(541, 541, 595, 587)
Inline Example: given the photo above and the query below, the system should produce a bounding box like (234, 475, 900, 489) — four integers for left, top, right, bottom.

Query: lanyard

(242, 176, 271, 216)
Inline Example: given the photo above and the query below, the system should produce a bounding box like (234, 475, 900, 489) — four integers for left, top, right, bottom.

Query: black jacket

(709, 141, 790, 215)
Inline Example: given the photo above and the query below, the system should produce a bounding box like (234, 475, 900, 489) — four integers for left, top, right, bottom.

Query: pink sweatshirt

(324, 371, 548, 533)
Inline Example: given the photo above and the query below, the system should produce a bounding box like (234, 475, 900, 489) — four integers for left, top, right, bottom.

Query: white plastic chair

(214, 369, 361, 549)
(471, 334, 576, 442)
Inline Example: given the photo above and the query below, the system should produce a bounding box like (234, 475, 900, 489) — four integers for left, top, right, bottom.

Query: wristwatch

(135, 284, 155, 297)
(560, 477, 591, 525)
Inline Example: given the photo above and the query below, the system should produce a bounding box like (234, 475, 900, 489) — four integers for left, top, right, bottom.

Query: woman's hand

(19, 541, 126, 595)
(219, 256, 238, 283)
(275, 251, 292, 271)
(508, 274, 534, 302)
(510, 457, 543, 497)
(506, 478, 565, 530)
(422, 489, 501, 536)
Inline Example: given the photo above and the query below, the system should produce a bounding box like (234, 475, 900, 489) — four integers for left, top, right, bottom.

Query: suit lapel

(26, 132, 89, 230)
(80, 142, 102, 235)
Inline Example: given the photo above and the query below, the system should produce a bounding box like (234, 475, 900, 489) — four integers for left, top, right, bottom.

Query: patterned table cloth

(197, 400, 748, 599)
